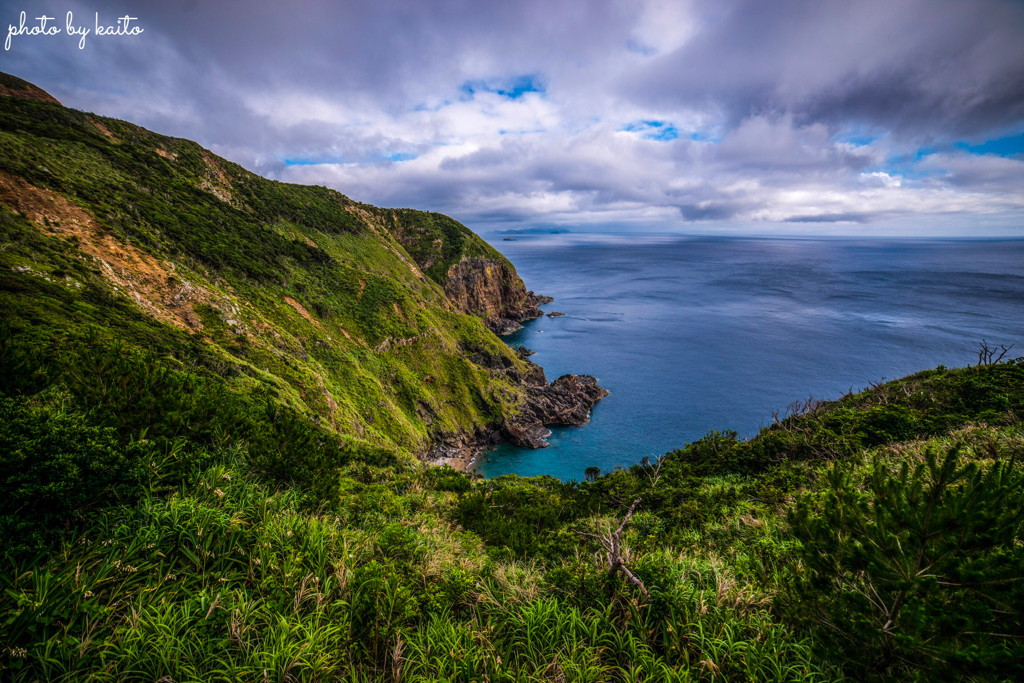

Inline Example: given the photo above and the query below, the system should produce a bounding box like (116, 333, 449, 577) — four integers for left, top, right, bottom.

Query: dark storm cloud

(3, 0, 1023, 231)
(627, 0, 1024, 140)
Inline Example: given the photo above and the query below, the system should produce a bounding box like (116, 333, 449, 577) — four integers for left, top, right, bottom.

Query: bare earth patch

(89, 117, 120, 143)
(0, 170, 210, 330)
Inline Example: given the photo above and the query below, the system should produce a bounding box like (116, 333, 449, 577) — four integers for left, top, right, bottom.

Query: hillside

(0, 73, 600, 465)
(1, 74, 1022, 683)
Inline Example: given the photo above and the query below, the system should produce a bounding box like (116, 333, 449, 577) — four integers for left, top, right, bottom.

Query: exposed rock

(440, 258, 555, 335)
(547, 311, 565, 317)
(424, 426, 502, 464)
(522, 361, 548, 388)
(488, 318, 525, 336)
(515, 345, 536, 359)
(461, 342, 546, 386)
(502, 374, 609, 448)
(461, 343, 515, 371)
(502, 421, 553, 449)
(502, 237, 517, 241)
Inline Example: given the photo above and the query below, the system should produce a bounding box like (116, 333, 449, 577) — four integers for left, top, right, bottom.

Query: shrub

(786, 444, 1024, 681)
(0, 396, 153, 554)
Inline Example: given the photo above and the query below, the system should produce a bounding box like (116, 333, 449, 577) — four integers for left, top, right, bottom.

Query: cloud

(3, 0, 1023, 233)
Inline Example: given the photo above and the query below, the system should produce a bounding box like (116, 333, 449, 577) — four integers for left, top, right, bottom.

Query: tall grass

(2, 455, 840, 682)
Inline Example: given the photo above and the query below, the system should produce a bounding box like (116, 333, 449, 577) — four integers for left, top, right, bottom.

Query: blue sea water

(475, 234, 1024, 482)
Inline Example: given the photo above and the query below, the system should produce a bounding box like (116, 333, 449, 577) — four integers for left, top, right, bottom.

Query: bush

(0, 396, 154, 554)
(786, 444, 1024, 681)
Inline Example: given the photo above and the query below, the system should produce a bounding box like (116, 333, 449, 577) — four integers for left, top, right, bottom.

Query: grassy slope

(0, 88, 536, 458)
(3, 328, 1021, 681)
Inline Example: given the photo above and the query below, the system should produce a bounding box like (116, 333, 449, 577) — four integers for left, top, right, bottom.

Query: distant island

(492, 227, 571, 236)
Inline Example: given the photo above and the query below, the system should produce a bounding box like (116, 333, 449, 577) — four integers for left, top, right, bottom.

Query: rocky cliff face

(424, 346, 608, 461)
(444, 257, 549, 335)
(363, 208, 550, 336)
(502, 374, 610, 448)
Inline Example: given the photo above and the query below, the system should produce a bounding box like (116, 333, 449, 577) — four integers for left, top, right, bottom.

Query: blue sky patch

(871, 147, 945, 181)
(837, 133, 878, 147)
(955, 131, 1024, 158)
(622, 120, 679, 141)
(283, 157, 328, 166)
(284, 151, 418, 166)
(626, 39, 657, 56)
(460, 74, 545, 100)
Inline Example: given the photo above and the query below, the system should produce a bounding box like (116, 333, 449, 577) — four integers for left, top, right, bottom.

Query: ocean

(475, 234, 1024, 481)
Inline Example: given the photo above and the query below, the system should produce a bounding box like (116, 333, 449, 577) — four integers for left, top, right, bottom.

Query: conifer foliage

(787, 445, 1024, 680)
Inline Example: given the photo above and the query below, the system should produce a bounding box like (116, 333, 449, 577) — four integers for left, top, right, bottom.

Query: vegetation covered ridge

(0, 72, 600, 466)
(3, 314, 1023, 681)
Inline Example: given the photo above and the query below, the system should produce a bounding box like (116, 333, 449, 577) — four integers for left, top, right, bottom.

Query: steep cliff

(0, 73, 604, 464)
(443, 257, 549, 334)
(364, 207, 548, 334)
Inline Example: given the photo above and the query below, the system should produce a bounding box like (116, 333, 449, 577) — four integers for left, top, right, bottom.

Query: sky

(3, 0, 1024, 235)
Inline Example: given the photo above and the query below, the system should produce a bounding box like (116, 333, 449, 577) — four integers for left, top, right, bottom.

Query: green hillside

(1, 76, 1022, 682)
(0, 78, 541, 460)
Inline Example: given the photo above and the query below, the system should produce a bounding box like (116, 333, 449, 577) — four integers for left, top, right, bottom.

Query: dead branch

(978, 340, 1014, 366)
(996, 343, 1014, 364)
(644, 456, 666, 487)
(599, 498, 650, 599)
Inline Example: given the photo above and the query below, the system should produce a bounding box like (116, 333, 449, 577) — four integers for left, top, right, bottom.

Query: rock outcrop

(503, 374, 609, 449)
(443, 257, 549, 335)
(369, 209, 552, 336)
(515, 345, 536, 359)
(440, 345, 608, 453)
(424, 372, 609, 459)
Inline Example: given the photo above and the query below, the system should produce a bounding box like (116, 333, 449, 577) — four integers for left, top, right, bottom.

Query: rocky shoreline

(485, 291, 554, 335)
(425, 346, 609, 471)
(425, 253, 605, 471)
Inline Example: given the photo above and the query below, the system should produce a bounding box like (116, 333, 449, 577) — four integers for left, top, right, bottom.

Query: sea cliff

(0, 71, 604, 468)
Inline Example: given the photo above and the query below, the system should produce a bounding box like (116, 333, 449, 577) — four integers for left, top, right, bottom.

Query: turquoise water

(475, 234, 1024, 482)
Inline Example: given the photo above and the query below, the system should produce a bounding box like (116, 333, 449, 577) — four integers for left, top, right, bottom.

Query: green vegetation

(370, 209, 510, 286)
(4, 325, 1022, 681)
(0, 82, 537, 459)
(2, 77, 1022, 681)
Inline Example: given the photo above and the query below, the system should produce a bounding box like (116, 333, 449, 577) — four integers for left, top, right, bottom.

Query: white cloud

(6, 0, 1024, 234)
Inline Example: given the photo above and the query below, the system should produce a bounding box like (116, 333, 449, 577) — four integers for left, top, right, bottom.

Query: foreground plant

(787, 444, 1024, 681)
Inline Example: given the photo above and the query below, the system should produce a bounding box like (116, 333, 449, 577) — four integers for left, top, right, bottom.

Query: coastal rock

(547, 311, 565, 317)
(461, 343, 515, 371)
(530, 292, 554, 305)
(515, 345, 536, 359)
(424, 425, 503, 468)
(488, 318, 524, 336)
(441, 258, 547, 335)
(461, 341, 546, 387)
(502, 421, 553, 449)
(424, 371, 604, 457)
(503, 374, 609, 448)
